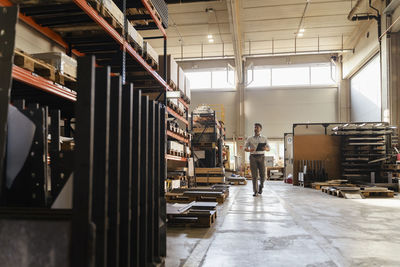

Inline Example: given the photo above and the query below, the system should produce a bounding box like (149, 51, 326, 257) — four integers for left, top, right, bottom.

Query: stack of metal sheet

(152, 0, 168, 28)
(332, 123, 396, 183)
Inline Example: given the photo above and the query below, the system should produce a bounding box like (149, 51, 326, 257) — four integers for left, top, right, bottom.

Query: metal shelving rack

(0, 0, 190, 157)
(0, 0, 178, 265)
(332, 123, 395, 184)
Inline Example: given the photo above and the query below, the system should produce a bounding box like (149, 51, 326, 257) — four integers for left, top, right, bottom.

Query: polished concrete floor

(166, 181, 400, 267)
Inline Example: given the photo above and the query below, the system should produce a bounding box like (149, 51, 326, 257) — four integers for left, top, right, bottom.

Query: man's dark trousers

(250, 154, 265, 194)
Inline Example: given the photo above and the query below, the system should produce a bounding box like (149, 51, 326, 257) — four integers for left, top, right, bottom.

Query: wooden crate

(196, 177, 225, 184)
(14, 49, 56, 81)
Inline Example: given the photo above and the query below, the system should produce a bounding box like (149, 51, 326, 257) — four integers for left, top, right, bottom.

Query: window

(246, 63, 336, 88)
(186, 71, 211, 89)
(350, 54, 381, 122)
(272, 67, 309, 86)
(311, 65, 335, 85)
(186, 68, 235, 90)
(212, 70, 235, 89)
(247, 68, 271, 88)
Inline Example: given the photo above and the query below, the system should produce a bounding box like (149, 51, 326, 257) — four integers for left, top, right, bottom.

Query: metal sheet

(0, 6, 18, 199)
(71, 56, 96, 267)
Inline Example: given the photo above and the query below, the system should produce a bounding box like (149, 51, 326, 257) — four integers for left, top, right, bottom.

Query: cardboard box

(32, 52, 77, 78)
(127, 21, 143, 50)
(158, 55, 178, 87)
(144, 41, 159, 66)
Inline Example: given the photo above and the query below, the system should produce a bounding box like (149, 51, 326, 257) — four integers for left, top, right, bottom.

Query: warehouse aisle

(166, 181, 400, 267)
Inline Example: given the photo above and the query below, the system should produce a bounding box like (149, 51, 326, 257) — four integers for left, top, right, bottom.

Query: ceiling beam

(226, 0, 243, 83)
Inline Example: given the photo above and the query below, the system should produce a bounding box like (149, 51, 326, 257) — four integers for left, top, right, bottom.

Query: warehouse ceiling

(142, 0, 380, 60)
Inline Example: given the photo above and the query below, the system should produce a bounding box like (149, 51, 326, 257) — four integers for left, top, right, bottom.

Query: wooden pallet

(361, 188, 394, 198)
(268, 177, 284, 181)
(195, 167, 224, 174)
(55, 71, 77, 89)
(168, 80, 178, 91)
(165, 192, 226, 204)
(228, 180, 247, 185)
(167, 150, 184, 157)
(196, 177, 225, 185)
(167, 210, 217, 227)
(144, 53, 159, 70)
(14, 49, 56, 81)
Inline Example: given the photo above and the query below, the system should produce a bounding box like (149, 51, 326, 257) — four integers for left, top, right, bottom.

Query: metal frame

(139, 95, 149, 267)
(0, 6, 18, 198)
(131, 89, 141, 267)
(92, 66, 111, 267)
(107, 76, 122, 266)
(71, 56, 96, 267)
(119, 82, 134, 267)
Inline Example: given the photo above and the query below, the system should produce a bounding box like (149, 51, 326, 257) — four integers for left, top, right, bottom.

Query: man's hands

(264, 146, 270, 152)
(245, 147, 256, 152)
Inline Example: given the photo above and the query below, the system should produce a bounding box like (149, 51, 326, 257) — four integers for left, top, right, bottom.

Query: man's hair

(254, 123, 262, 129)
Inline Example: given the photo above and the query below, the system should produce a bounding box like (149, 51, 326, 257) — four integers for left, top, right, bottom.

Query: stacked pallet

(13, 49, 77, 89)
(226, 175, 247, 185)
(196, 167, 225, 184)
(167, 202, 217, 227)
(321, 186, 394, 199)
(311, 180, 352, 190)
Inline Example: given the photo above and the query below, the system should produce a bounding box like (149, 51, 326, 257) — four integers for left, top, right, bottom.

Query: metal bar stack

(332, 123, 396, 184)
(72, 56, 167, 267)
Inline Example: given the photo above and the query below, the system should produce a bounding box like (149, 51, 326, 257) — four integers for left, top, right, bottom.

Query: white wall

(190, 91, 237, 139)
(244, 88, 338, 138)
(342, 21, 379, 79)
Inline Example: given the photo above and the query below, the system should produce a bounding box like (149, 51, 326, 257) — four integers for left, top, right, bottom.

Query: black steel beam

(130, 89, 141, 267)
(92, 66, 111, 267)
(108, 76, 122, 267)
(71, 56, 96, 267)
(147, 101, 156, 264)
(159, 104, 167, 257)
(119, 83, 133, 267)
(139, 95, 149, 267)
(0, 6, 18, 202)
(153, 103, 161, 262)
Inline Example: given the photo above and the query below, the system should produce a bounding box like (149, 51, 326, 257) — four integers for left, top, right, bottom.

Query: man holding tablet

(244, 123, 270, 196)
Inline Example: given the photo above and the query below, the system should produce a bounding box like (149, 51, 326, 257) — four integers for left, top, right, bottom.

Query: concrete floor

(166, 181, 400, 267)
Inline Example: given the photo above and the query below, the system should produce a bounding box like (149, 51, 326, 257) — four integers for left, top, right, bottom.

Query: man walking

(244, 123, 270, 196)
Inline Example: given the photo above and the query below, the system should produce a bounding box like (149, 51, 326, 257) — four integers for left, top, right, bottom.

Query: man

(244, 123, 270, 196)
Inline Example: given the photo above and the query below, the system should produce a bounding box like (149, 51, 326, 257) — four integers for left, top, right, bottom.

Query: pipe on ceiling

(347, 0, 364, 20)
(384, 0, 400, 14)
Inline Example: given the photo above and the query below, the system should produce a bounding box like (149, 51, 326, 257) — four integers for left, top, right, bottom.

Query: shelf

(140, 0, 166, 37)
(2, 0, 172, 93)
(178, 98, 189, 110)
(167, 130, 189, 144)
(12, 65, 77, 102)
(167, 107, 188, 126)
(166, 154, 187, 162)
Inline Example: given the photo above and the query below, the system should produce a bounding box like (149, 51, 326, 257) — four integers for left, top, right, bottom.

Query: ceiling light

(297, 33, 304, 37)
(299, 28, 305, 33)
(208, 38, 214, 43)
(207, 34, 213, 39)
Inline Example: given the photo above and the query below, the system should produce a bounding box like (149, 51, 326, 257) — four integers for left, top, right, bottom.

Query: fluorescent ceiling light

(207, 34, 213, 39)
(297, 33, 303, 37)
(299, 28, 305, 33)
(208, 38, 214, 43)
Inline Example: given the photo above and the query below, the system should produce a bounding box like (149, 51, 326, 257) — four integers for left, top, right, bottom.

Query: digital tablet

(256, 143, 266, 151)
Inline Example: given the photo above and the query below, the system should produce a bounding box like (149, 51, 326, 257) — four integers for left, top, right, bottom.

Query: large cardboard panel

(293, 135, 341, 185)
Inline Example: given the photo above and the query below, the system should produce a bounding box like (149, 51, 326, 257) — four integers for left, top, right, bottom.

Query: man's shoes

(258, 188, 263, 194)
(253, 193, 257, 197)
